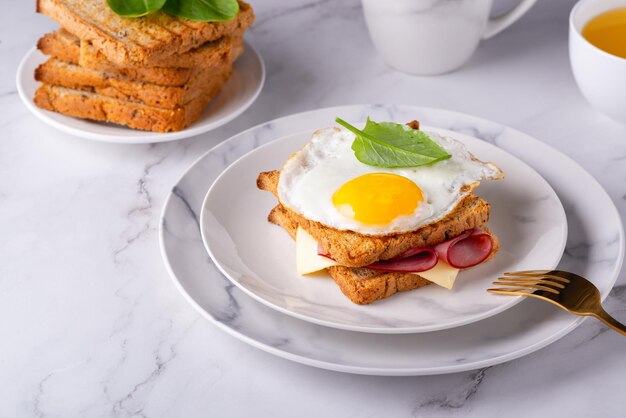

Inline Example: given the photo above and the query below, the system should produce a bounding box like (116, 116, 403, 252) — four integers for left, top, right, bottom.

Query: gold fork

(488, 270, 626, 336)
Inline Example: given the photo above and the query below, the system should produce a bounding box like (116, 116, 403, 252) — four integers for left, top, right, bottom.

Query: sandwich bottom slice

(34, 66, 231, 132)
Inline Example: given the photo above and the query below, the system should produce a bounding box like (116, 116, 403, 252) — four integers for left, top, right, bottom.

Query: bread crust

(37, 30, 80, 64)
(327, 266, 432, 305)
(258, 170, 491, 267)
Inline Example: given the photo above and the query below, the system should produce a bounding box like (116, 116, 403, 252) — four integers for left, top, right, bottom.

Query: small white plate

(200, 126, 568, 333)
(16, 42, 265, 144)
(160, 105, 623, 375)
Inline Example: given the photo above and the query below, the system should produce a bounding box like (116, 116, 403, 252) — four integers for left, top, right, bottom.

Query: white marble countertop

(2, 0, 626, 416)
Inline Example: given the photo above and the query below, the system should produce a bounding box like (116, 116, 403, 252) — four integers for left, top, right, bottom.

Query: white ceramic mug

(570, 0, 626, 125)
(361, 0, 537, 75)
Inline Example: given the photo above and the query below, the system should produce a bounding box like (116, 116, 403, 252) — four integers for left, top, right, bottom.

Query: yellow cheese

(417, 261, 460, 290)
(296, 227, 338, 275)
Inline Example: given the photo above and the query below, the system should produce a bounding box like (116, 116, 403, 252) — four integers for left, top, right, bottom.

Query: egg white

(277, 127, 503, 235)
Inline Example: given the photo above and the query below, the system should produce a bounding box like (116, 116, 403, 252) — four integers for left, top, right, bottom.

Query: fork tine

(538, 274, 571, 283)
(504, 270, 551, 276)
(487, 288, 532, 295)
(492, 280, 544, 287)
(504, 271, 571, 283)
(494, 278, 566, 289)
(492, 280, 561, 294)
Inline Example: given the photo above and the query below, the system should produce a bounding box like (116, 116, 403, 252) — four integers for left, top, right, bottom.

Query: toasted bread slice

(80, 33, 242, 69)
(33, 71, 230, 132)
(257, 170, 492, 267)
(37, 30, 243, 86)
(36, 0, 254, 66)
(38, 29, 194, 86)
(37, 29, 80, 65)
(35, 58, 230, 110)
(327, 266, 433, 305)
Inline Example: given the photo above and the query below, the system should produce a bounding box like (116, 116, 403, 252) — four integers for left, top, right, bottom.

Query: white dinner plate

(159, 105, 623, 376)
(199, 126, 567, 333)
(16, 42, 265, 144)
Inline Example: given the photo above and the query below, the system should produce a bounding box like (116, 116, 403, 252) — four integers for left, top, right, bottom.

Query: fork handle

(593, 309, 626, 336)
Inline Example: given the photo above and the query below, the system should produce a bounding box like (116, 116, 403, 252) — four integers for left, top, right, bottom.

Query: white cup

(361, 0, 537, 75)
(570, 0, 626, 125)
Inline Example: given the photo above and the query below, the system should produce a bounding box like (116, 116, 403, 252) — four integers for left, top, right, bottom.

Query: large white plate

(16, 42, 265, 144)
(159, 105, 624, 376)
(200, 126, 567, 333)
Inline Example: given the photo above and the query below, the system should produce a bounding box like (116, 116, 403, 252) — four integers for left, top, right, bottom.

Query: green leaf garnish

(106, 0, 238, 21)
(107, 0, 167, 17)
(162, 0, 239, 21)
(335, 117, 451, 168)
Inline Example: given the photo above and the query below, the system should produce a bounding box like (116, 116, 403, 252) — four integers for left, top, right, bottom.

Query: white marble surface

(1, 0, 626, 416)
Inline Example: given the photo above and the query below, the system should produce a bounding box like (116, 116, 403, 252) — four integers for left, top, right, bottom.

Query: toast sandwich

(258, 171, 499, 304)
(257, 122, 503, 304)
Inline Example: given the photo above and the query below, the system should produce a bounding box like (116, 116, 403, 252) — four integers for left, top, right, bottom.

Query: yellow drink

(582, 7, 626, 59)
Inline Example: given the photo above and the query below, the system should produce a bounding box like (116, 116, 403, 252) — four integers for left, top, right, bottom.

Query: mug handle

(483, 0, 538, 39)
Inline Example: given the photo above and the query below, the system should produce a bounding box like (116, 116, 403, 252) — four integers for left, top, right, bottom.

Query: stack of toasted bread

(33, 0, 255, 132)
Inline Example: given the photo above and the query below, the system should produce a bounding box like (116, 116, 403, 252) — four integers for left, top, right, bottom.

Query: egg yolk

(332, 173, 423, 225)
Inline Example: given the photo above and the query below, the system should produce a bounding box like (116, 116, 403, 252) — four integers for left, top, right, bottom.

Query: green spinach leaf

(106, 0, 167, 17)
(163, 0, 239, 21)
(336, 117, 451, 168)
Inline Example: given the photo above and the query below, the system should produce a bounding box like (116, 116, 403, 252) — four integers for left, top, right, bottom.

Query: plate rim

(15, 42, 265, 144)
(198, 125, 568, 334)
(159, 104, 625, 375)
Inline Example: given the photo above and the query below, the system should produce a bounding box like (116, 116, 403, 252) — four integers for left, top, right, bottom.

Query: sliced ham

(316, 228, 493, 272)
(435, 228, 493, 269)
(366, 248, 438, 273)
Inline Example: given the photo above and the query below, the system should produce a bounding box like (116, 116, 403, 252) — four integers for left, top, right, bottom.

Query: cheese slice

(296, 226, 338, 275)
(417, 262, 460, 290)
(295, 226, 460, 289)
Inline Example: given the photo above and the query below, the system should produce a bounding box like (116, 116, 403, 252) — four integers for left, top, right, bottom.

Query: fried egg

(277, 127, 503, 235)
